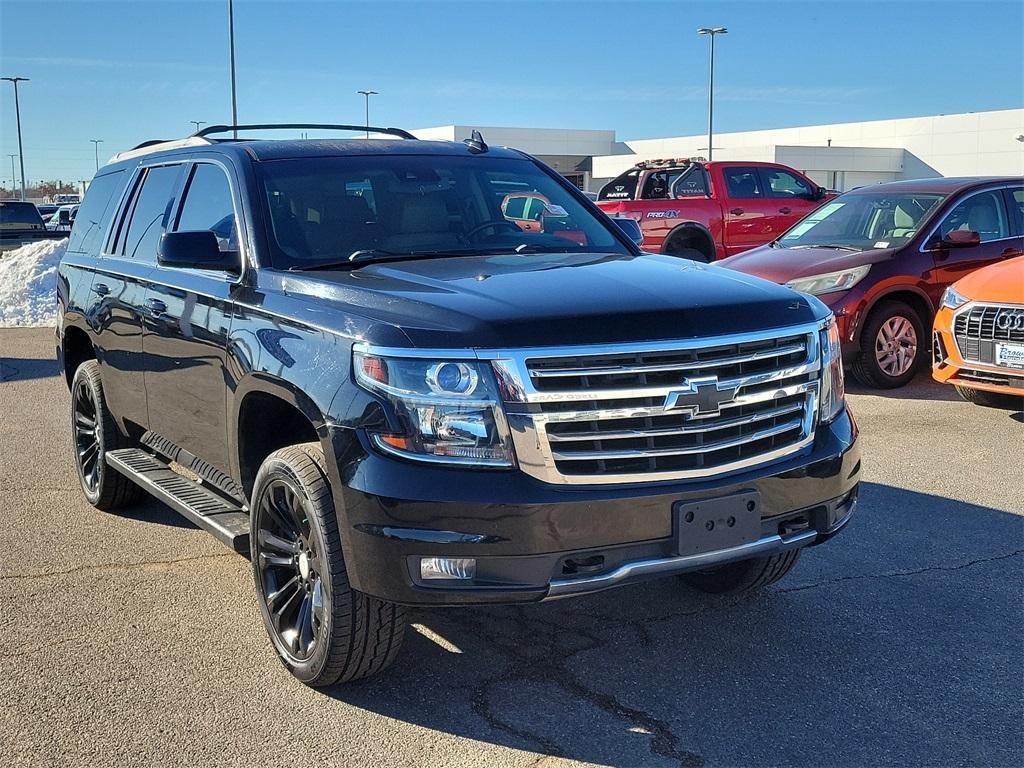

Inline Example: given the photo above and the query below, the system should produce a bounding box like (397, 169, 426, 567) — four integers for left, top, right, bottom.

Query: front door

(758, 166, 822, 238)
(720, 166, 772, 256)
(142, 160, 240, 475)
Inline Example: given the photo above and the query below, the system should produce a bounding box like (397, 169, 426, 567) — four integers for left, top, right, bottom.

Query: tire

(851, 300, 926, 389)
(954, 385, 1024, 409)
(70, 360, 144, 510)
(250, 442, 406, 686)
(663, 242, 711, 263)
(680, 549, 801, 594)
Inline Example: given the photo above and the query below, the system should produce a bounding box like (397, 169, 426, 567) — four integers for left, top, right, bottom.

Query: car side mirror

(610, 216, 644, 248)
(813, 186, 827, 201)
(942, 229, 981, 248)
(158, 231, 240, 271)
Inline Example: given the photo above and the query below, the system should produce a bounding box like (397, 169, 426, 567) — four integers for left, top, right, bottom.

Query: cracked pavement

(2, 327, 1022, 767)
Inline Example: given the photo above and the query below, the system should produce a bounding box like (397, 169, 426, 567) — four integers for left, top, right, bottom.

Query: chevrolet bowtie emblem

(664, 376, 739, 418)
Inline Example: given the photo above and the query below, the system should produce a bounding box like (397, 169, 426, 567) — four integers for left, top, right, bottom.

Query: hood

(720, 244, 896, 284)
(954, 255, 1024, 303)
(266, 252, 826, 349)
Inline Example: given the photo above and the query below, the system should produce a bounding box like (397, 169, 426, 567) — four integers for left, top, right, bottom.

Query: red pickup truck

(596, 159, 832, 261)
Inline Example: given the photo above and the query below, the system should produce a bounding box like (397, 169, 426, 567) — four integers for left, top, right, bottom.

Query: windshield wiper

(787, 244, 861, 252)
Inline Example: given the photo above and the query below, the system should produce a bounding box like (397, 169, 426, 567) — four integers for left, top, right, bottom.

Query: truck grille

(496, 325, 822, 485)
(953, 304, 1024, 364)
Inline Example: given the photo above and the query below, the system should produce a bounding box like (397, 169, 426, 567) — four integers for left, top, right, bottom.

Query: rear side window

(723, 167, 763, 198)
(1005, 188, 1024, 235)
(66, 170, 126, 255)
(761, 168, 814, 199)
(116, 164, 181, 261)
(174, 163, 237, 250)
(598, 170, 639, 201)
(671, 167, 708, 197)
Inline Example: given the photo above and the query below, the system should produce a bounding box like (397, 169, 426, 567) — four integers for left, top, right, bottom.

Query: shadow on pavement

(325, 482, 1023, 768)
(845, 370, 960, 402)
(0, 355, 60, 383)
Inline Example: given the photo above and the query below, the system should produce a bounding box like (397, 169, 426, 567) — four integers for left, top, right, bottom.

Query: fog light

(420, 557, 476, 580)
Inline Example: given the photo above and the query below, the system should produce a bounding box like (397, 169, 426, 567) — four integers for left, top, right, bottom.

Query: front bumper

(328, 406, 861, 606)
(932, 305, 1024, 395)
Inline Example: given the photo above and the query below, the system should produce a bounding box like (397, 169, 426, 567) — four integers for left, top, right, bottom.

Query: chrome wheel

(73, 379, 101, 493)
(254, 479, 326, 661)
(874, 315, 918, 378)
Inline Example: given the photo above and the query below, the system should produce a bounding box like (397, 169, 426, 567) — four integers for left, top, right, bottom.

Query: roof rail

(109, 136, 213, 164)
(192, 123, 417, 140)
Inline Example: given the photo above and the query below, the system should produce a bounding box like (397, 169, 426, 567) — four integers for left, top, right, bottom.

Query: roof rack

(192, 123, 417, 140)
(109, 123, 418, 164)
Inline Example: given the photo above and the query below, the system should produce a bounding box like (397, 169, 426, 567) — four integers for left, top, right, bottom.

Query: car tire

(851, 300, 926, 389)
(250, 442, 407, 686)
(954, 385, 1024, 410)
(70, 360, 144, 510)
(663, 242, 711, 262)
(680, 550, 801, 594)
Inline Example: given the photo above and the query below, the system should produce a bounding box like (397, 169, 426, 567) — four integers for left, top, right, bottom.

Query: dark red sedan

(721, 177, 1024, 388)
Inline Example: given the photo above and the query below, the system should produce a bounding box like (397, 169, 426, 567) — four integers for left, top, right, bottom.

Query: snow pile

(0, 238, 68, 327)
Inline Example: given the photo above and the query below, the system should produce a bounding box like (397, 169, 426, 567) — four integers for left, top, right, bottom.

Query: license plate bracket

(674, 492, 762, 556)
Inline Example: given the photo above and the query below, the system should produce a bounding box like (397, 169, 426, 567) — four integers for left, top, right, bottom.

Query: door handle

(91, 283, 110, 296)
(730, 208, 744, 215)
(1002, 247, 1020, 258)
(145, 298, 167, 316)
(778, 207, 792, 214)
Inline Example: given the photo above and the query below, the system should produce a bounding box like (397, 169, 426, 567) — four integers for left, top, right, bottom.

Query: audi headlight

(819, 316, 846, 423)
(787, 265, 871, 296)
(940, 285, 969, 310)
(353, 351, 515, 466)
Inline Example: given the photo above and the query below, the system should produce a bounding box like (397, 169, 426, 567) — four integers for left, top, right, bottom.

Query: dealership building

(414, 108, 1023, 194)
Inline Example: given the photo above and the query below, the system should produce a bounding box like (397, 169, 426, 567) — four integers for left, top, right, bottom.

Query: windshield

(777, 191, 945, 251)
(0, 201, 43, 229)
(259, 155, 629, 269)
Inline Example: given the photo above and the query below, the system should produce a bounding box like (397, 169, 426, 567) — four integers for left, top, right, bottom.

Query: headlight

(353, 351, 515, 466)
(940, 285, 969, 310)
(819, 316, 845, 424)
(787, 265, 871, 296)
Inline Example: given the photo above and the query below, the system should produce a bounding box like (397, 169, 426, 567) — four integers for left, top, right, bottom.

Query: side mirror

(158, 231, 240, 271)
(813, 186, 827, 201)
(610, 216, 644, 248)
(942, 229, 981, 248)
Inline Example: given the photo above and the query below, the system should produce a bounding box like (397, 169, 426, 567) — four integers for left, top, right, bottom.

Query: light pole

(357, 90, 378, 138)
(7, 154, 16, 194)
(190, 120, 206, 133)
(2, 76, 29, 200)
(697, 27, 727, 161)
(228, 0, 238, 138)
(90, 139, 104, 171)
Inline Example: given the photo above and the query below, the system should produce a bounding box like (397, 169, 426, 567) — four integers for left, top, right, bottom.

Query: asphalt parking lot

(2, 326, 1022, 768)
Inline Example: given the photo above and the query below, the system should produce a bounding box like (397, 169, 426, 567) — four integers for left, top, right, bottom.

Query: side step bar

(106, 448, 250, 553)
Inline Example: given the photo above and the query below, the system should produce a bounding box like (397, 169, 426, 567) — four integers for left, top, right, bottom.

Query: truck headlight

(819, 316, 845, 423)
(353, 351, 515, 466)
(787, 265, 870, 296)
(940, 285, 969, 310)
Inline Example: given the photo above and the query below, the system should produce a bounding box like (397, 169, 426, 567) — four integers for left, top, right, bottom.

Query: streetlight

(190, 120, 206, 133)
(7, 154, 17, 194)
(90, 139, 104, 171)
(2, 76, 29, 200)
(357, 90, 378, 139)
(696, 27, 727, 161)
(228, 0, 238, 138)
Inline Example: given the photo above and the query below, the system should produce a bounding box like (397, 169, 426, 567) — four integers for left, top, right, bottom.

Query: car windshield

(0, 201, 43, 229)
(258, 155, 629, 269)
(777, 191, 946, 251)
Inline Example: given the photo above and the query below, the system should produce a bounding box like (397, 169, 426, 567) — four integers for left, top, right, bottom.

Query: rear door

(719, 165, 772, 255)
(142, 159, 241, 475)
(758, 166, 821, 236)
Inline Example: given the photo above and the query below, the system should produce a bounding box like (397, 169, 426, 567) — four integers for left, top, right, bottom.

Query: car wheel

(680, 550, 801, 594)
(663, 241, 711, 262)
(954, 385, 1023, 410)
(250, 442, 407, 686)
(70, 360, 143, 510)
(851, 301, 926, 389)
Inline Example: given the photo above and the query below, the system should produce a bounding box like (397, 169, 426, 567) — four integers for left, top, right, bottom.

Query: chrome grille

(492, 324, 822, 485)
(953, 304, 1024, 364)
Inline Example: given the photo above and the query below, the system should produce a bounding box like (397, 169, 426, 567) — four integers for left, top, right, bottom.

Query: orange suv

(933, 255, 1024, 407)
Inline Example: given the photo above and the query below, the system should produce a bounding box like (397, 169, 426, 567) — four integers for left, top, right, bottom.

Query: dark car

(0, 200, 68, 252)
(57, 123, 860, 686)
(721, 178, 1024, 388)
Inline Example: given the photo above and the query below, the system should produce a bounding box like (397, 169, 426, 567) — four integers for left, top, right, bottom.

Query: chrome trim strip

(551, 418, 804, 461)
(545, 401, 805, 442)
(527, 341, 808, 378)
(544, 528, 818, 600)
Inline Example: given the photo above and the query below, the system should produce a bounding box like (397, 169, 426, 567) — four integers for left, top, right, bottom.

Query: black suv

(57, 124, 860, 686)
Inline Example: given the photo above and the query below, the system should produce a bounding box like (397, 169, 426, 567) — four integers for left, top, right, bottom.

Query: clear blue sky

(1, 0, 1022, 184)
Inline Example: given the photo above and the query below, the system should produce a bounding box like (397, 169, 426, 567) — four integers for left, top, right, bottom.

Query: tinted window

(724, 167, 763, 198)
(503, 195, 527, 219)
(0, 201, 43, 228)
(1006, 188, 1024, 234)
(119, 165, 181, 260)
(66, 171, 125, 255)
(671, 167, 707, 197)
(598, 169, 639, 201)
(175, 163, 237, 250)
(640, 172, 672, 200)
(937, 190, 1010, 243)
(762, 168, 813, 199)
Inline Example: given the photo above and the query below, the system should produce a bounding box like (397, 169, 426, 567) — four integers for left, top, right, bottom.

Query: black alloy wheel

(73, 378, 101, 495)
